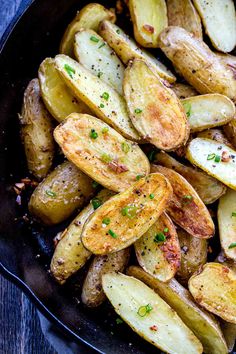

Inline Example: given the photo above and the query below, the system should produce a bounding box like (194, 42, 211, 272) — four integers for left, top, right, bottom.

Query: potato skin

(19, 78, 54, 180)
(81, 248, 130, 307)
(29, 161, 95, 225)
(223, 118, 236, 149)
(172, 82, 198, 99)
(198, 128, 234, 149)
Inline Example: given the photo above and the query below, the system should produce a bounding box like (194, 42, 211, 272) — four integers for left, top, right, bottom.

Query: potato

(192, 0, 236, 53)
(124, 59, 189, 150)
(176, 228, 207, 285)
(215, 251, 236, 273)
(102, 272, 203, 354)
(155, 151, 226, 204)
(54, 113, 149, 193)
(171, 82, 198, 99)
(158, 26, 236, 102)
(81, 248, 130, 307)
(181, 94, 235, 132)
(38, 58, 91, 122)
(127, 266, 228, 354)
(59, 3, 116, 57)
(218, 188, 236, 262)
(186, 138, 236, 190)
(82, 173, 172, 255)
(99, 20, 176, 83)
(220, 320, 236, 353)
(74, 29, 125, 95)
(128, 0, 167, 48)
(54, 55, 139, 141)
(197, 129, 234, 149)
(166, 0, 202, 39)
(151, 165, 215, 238)
(189, 262, 236, 324)
(29, 161, 95, 225)
(19, 79, 54, 180)
(50, 189, 114, 284)
(224, 118, 236, 149)
(134, 212, 180, 282)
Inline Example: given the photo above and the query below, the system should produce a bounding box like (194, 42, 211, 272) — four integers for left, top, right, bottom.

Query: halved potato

(181, 94, 235, 132)
(186, 138, 236, 190)
(189, 262, 236, 324)
(134, 212, 180, 282)
(38, 58, 91, 122)
(99, 20, 176, 83)
(55, 55, 139, 141)
(167, 0, 202, 39)
(172, 82, 198, 99)
(74, 29, 125, 95)
(81, 248, 130, 307)
(81, 173, 172, 255)
(193, 0, 236, 53)
(123, 59, 189, 150)
(158, 26, 236, 102)
(218, 188, 236, 262)
(220, 320, 236, 353)
(155, 151, 226, 204)
(102, 272, 203, 354)
(127, 266, 228, 354)
(128, 0, 167, 48)
(59, 3, 116, 57)
(197, 128, 234, 149)
(50, 189, 114, 284)
(151, 165, 215, 238)
(54, 113, 149, 192)
(224, 118, 236, 149)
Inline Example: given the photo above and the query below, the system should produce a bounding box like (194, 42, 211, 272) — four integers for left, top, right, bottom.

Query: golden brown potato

(158, 26, 236, 102)
(54, 113, 149, 193)
(135, 212, 180, 282)
(224, 118, 236, 149)
(171, 82, 198, 99)
(81, 248, 130, 307)
(19, 79, 54, 180)
(167, 0, 202, 39)
(81, 173, 172, 255)
(123, 59, 189, 150)
(29, 161, 95, 225)
(197, 128, 234, 149)
(151, 165, 215, 239)
(59, 3, 116, 57)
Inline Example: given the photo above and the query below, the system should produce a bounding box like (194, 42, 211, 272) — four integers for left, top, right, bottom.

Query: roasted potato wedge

(74, 29, 125, 95)
(127, 266, 227, 354)
(54, 114, 149, 193)
(99, 20, 176, 83)
(193, 0, 236, 53)
(124, 59, 189, 150)
(50, 189, 114, 284)
(218, 188, 236, 262)
(167, 0, 202, 39)
(224, 118, 236, 149)
(151, 165, 215, 238)
(59, 3, 116, 57)
(55, 55, 139, 141)
(128, 0, 167, 48)
(81, 248, 130, 307)
(172, 82, 198, 99)
(189, 262, 236, 324)
(186, 138, 236, 190)
(181, 94, 235, 132)
(19, 78, 54, 180)
(158, 26, 236, 102)
(82, 173, 172, 255)
(29, 161, 95, 225)
(220, 320, 236, 353)
(102, 272, 203, 353)
(197, 129, 234, 149)
(176, 228, 207, 285)
(134, 212, 180, 282)
(38, 58, 91, 122)
(155, 151, 226, 204)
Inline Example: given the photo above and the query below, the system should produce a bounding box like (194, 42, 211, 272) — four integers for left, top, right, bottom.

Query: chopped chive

(232, 212, 236, 217)
(98, 42, 106, 49)
(183, 102, 191, 118)
(108, 229, 117, 238)
(121, 205, 137, 219)
(154, 232, 166, 243)
(207, 153, 216, 161)
(90, 129, 98, 139)
(101, 153, 112, 163)
(102, 127, 109, 134)
(64, 64, 75, 78)
(90, 35, 99, 43)
(121, 142, 130, 153)
(149, 193, 154, 199)
(92, 198, 102, 210)
(137, 304, 153, 317)
(97, 71, 103, 78)
(134, 108, 142, 114)
(46, 190, 56, 197)
(116, 29, 120, 34)
(183, 195, 193, 203)
(116, 318, 123, 324)
(102, 217, 110, 225)
(102, 92, 109, 100)
(163, 228, 169, 233)
(148, 150, 156, 162)
(100, 103, 105, 108)
(228, 242, 236, 249)
(214, 155, 221, 163)
(136, 174, 143, 181)
(92, 181, 99, 188)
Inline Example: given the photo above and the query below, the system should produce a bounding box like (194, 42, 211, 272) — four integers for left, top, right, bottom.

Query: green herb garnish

(100, 103, 105, 108)
(90, 129, 98, 139)
(136, 174, 143, 181)
(154, 232, 166, 243)
(121, 205, 137, 219)
(207, 153, 216, 161)
(46, 190, 56, 197)
(92, 198, 102, 210)
(102, 217, 111, 225)
(137, 304, 153, 317)
(101, 153, 112, 163)
(214, 155, 221, 163)
(183, 102, 191, 117)
(228, 242, 236, 249)
(116, 318, 123, 324)
(90, 35, 99, 43)
(183, 195, 193, 204)
(108, 229, 117, 238)
(121, 142, 130, 153)
(98, 42, 106, 49)
(92, 181, 99, 188)
(116, 29, 120, 34)
(97, 71, 103, 78)
(232, 212, 236, 217)
(163, 227, 169, 233)
(64, 64, 75, 78)
(134, 108, 142, 114)
(102, 92, 109, 100)
(149, 193, 154, 199)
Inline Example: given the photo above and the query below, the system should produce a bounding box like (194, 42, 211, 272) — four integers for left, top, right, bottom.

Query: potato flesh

(186, 138, 236, 190)
(74, 30, 124, 95)
(102, 273, 203, 354)
(123, 59, 189, 150)
(81, 173, 172, 255)
(135, 212, 181, 282)
(197, 129, 234, 149)
(54, 113, 149, 193)
(127, 266, 227, 354)
(189, 262, 236, 324)
(172, 83, 198, 99)
(55, 55, 139, 141)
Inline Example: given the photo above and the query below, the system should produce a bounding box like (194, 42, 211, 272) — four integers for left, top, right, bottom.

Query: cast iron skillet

(0, 1, 162, 353)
